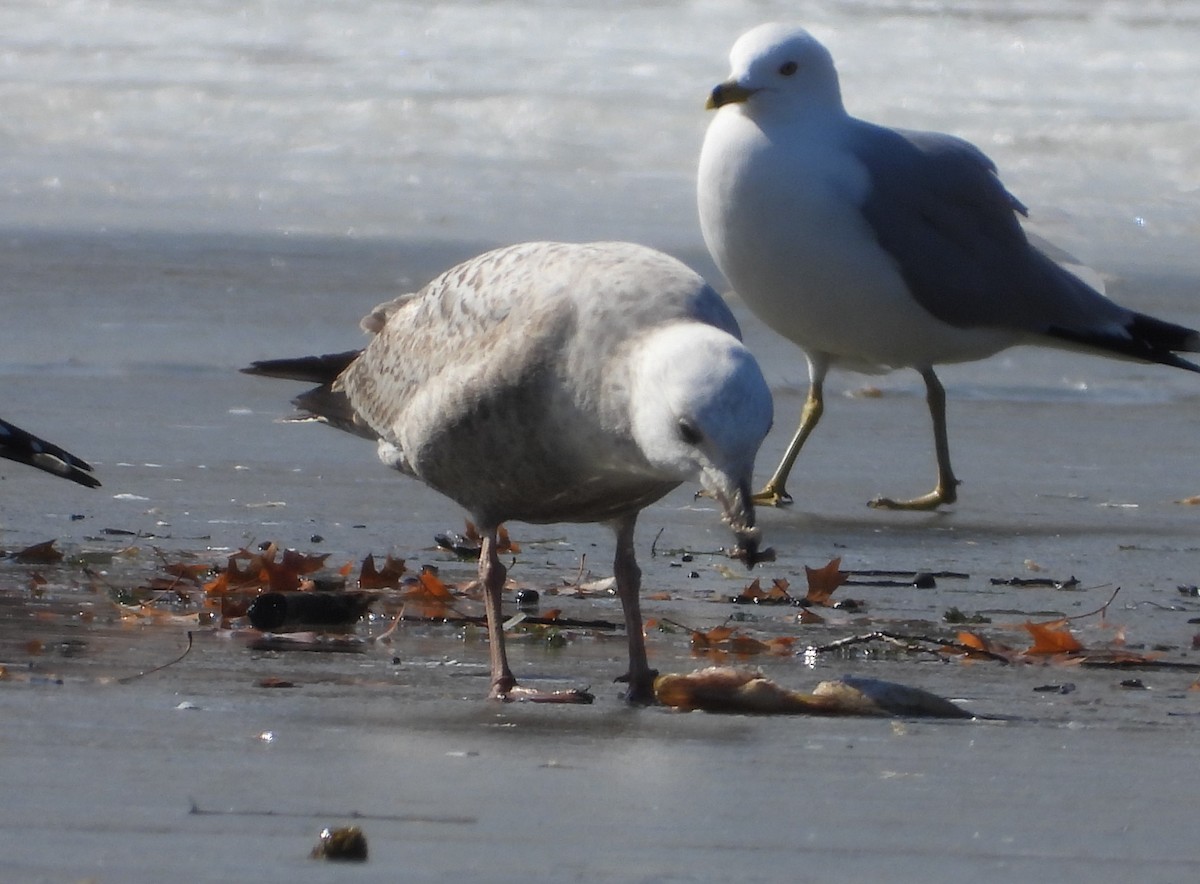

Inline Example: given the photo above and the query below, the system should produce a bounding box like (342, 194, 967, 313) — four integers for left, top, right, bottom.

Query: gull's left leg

(481, 525, 594, 704)
(753, 353, 829, 507)
(611, 514, 657, 704)
(869, 366, 960, 510)
(479, 528, 517, 700)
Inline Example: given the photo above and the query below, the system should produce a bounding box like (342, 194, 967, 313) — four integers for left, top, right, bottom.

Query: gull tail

(1048, 312, 1200, 374)
(0, 418, 100, 488)
(242, 350, 375, 438)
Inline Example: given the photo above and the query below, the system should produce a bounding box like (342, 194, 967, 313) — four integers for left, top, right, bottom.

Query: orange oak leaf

(403, 567, 454, 602)
(804, 557, 847, 606)
(358, 553, 407, 589)
(1024, 620, 1084, 655)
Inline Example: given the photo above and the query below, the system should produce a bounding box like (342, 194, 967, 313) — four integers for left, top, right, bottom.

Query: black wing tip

(1047, 315, 1200, 374)
(1, 418, 101, 487)
(241, 351, 361, 383)
(1, 452, 100, 487)
(66, 467, 102, 489)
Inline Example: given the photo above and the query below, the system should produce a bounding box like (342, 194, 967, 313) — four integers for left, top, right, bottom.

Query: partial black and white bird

(244, 241, 773, 703)
(1, 417, 100, 488)
(698, 23, 1200, 510)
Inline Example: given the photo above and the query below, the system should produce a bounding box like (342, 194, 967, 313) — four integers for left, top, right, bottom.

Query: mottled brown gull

(699, 23, 1200, 510)
(0, 417, 99, 487)
(244, 241, 773, 703)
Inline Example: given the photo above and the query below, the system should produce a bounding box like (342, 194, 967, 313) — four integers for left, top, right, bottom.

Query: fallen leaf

(1024, 620, 1085, 655)
(496, 525, 521, 554)
(13, 540, 62, 564)
(162, 561, 212, 583)
(403, 567, 455, 602)
(804, 557, 846, 606)
(728, 634, 769, 655)
(358, 553, 406, 589)
(258, 676, 297, 688)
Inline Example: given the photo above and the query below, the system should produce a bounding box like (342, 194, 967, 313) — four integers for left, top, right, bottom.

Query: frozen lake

(3, 2, 1200, 881)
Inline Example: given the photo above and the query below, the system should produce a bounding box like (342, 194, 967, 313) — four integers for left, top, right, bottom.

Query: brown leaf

(766, 578, 792, 601)
(403, 567, 454, 602)
(951, 630, 1018, 663)
(765, 636, 797, 654)
(735, 578, 765, 602)
(804, 557, 847, 606)
(728, 635, 769, 656)
(1024, 620, 1084, 655)
(358, 553, 407, 589)
(258, 676, 297, 688)
(203, 570, 230, 596)
(260, 547, 330, 593)
(162, 561, 211, 583)
(691, 625, 737, 650)
(13, 540, 62, 564)
(496, 525, 521, 554)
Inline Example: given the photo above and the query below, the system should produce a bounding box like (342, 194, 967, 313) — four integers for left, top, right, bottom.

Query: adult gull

(698, 23, 1200, 510)
(244, 241, 773, 703)
(1, 417, 100, 487)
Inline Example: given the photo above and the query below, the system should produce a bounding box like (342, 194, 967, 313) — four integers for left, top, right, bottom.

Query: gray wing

(849, 121, 1200, 367)
(338, 243, 578, 443)
(850, 122, 1116, 332)
(341, 241, 739, 439)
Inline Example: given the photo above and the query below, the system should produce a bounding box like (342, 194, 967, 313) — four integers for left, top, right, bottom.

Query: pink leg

(478, 529, 516, 699)
(612, 515, 656, 704)
(480, 525, 593, 704)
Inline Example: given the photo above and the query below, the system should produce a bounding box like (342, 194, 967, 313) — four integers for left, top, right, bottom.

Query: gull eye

(677, 419, 703, 445)
(779, 60, 798, 76)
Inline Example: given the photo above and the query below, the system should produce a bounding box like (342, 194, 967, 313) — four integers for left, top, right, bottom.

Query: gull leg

(481, 525, 595, 704)
(611, 514, 657, 705)
(754, 356, 828, 507)
(479, 528, 517, 699)
(870, 367, 960, 510)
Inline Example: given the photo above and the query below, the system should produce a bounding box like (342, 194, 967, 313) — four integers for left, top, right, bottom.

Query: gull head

(706, 23, 843, 119)
(629, 324, 774, 567)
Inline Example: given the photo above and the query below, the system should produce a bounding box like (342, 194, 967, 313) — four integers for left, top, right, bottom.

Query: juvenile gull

(244, 241, 773, 703)
(0, 417, 100, 487)
(698, 23, 1200, 510)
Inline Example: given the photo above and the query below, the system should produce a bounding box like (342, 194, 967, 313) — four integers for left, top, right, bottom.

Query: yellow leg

(754, 362, 827, 508)
(869, 367, 960, 510)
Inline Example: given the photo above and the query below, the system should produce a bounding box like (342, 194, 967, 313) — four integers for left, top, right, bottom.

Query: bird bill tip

(706, 81, 756, 110)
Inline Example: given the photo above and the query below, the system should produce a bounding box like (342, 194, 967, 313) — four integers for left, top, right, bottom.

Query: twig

(117, 631, 194, 683)
(1078, 658, 1200, 672)
(398, 611, 620, 631)
(187, 798, 476, 825)
(1061, 585, 1120, 623)
(846, 569, 969, 579)
(989, 575, 1081, 589)
(658, 616, 699, 634)
(810, 630, 1012, 664)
